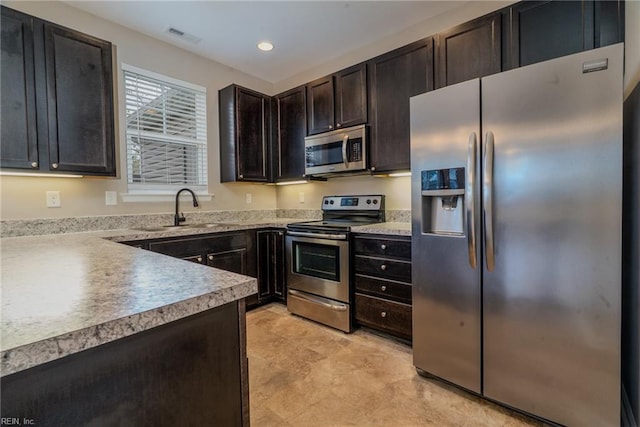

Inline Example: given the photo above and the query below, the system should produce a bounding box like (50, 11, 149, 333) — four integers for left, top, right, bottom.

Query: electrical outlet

(245, 193, 252, 204)
(105, 191, 117, 205)
(46, 191, 61, 208)
(299, 192, 305, 204)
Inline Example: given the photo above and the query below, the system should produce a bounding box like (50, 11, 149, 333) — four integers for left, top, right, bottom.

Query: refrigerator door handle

(483, 131, 496, 271)
(466, 132, 478, 269)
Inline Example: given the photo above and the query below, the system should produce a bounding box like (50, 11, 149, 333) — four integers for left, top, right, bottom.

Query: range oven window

(292, 241, 340, 281)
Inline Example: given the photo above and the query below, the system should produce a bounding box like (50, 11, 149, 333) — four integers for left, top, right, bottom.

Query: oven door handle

(287, 231, 348, 240)
(288, 290, 348, 311)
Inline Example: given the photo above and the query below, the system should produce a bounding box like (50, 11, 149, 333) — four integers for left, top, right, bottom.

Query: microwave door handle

(342, 135, 349, 168)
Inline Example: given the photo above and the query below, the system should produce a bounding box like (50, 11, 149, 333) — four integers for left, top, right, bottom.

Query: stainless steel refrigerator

(410, 43, 623, 426)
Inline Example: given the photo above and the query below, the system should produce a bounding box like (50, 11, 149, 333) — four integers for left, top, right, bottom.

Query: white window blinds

(124, 65, 207, 191)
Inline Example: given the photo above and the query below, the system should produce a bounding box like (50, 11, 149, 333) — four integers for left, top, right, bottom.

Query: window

(123, 64, 207, 196)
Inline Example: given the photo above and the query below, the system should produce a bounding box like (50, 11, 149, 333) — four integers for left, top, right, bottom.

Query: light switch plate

(46, 191, 61, 208)
(299, 192, 305, 204)
(105, 191, 117, 205)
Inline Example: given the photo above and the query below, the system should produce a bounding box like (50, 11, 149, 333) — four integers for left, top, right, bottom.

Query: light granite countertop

(351, 222, 412, 236)
(0, 231, 257, 376)
(0, 218, 409, 376)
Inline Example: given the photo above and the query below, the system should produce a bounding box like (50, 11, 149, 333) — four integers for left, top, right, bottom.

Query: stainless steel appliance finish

(286, 195, 385, 333)
(304, 125, 368, 177)
(410, 44, 623, 426)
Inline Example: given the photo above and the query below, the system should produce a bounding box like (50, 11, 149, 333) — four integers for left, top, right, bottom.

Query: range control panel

(321, 195, 384, 211)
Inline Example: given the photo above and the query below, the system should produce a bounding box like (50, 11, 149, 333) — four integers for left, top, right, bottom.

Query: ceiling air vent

(163, 26, 202, 44)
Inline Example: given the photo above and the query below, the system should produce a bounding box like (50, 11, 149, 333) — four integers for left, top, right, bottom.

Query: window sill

(121, 192, 214, 203)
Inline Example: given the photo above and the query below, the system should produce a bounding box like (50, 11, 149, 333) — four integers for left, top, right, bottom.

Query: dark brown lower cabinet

(353, 234, 412, 341)
(147, 231, 249, 275)
(0, 301, 248, 426)
(247, 228, 286, 309)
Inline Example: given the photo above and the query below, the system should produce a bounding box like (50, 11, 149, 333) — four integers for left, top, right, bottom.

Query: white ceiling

(65, 1, 467, 84)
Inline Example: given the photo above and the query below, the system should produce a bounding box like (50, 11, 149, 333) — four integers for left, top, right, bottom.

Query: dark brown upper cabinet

(1, 6, 115, 176)
(1, 7, 37, 170)
(435, 12, 502, 89)
(274, 86, 306, 182)
(368, 38, 434, 173)
(505, 0, 624, 69)
(219, 84, 271, 183)
(306, 62, 367, 135)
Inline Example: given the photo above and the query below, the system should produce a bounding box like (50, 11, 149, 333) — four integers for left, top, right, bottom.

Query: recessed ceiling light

(257, 41, 274, 52)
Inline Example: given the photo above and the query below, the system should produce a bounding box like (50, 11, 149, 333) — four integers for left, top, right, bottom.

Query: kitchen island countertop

(0, 231, 257, 376)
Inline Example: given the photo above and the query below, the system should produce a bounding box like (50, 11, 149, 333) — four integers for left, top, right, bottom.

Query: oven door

(285, 232, 350, 303)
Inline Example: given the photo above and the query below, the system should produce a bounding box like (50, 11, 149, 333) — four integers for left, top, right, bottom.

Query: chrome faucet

(174, 188, 199, 226)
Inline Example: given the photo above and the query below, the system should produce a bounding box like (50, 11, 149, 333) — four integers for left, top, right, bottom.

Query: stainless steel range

(286, 195, 385, 332)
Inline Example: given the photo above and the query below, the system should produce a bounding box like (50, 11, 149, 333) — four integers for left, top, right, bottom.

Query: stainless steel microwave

(304, 125, 367, 177)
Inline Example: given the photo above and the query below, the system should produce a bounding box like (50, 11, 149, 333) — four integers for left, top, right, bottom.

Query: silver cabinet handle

(239, 174, 244, 179)
(336, 123, 341, 128)
(371, 166, 376, 172)
(208, 255, 214, 261)
(329, 125, 333, 130)
(483, 131, 495, 272)
(51, 163, 59, 169)
(381, 312, 387, 318)
(197, 256, 203, 263)
(342, 134, 349, 168)
(466, 132, 478, 269)
(380, 244, 387, 250)
(31, 162, 38, 168)
(381, 285, 387, 292)
(380, 264, 387, 271)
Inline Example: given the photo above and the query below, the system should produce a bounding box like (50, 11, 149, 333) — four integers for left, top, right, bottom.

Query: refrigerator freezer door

(410, 79, 482, 393)
(481, 44, 623, 426)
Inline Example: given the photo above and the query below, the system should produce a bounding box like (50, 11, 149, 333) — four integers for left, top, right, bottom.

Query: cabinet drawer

(354, 255, 411, 283)
(354, 275, 411, 304)
(355, 293, 412, 340)
(354, 236, 411, 260)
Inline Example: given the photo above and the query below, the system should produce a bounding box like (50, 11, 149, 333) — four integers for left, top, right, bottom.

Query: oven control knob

(324, 200, 329, 205)
(380, 264, 387, 271)
(372, 199, 378, 204)
(366, 199, 371, 204)
(330, 200, 334, 205)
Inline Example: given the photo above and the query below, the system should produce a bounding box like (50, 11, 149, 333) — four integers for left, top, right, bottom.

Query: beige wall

(0, 0, 277, 219)
(625, 0, 640, 98)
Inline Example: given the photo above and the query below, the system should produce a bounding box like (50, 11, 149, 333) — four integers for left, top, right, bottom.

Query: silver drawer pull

(380, 264, 387, 271)
(381, 244, 387, 250)
(381, 311, 387, 318)
(208, 255, 214, 260)
(197, 256, 203, 263)
(381, 285, 387, 292)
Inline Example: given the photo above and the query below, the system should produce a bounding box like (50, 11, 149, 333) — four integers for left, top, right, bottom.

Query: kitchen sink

(134, 223, 223, 232)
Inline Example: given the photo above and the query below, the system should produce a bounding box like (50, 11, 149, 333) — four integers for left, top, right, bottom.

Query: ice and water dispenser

(420, 167, 465, 235)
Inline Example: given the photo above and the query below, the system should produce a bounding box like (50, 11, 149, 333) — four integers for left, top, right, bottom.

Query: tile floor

(246, 303, 541, 427)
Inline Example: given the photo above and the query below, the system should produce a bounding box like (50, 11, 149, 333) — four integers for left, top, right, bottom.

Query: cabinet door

(436, 13, 501, 88)
(275, 86, 306, 181)
(0, 7, 38, 170)
(43, 23, 115, 175)
(306, 75, 334, 135)
(334, 63, 367, 129)
(272, 230, 286, 300)
(256, 230, 273, 299)
(207, 249, 247, 275)
(368, 38, 434, 173)
(508, 0, 592, 68)
(236, 87, 270, 181)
